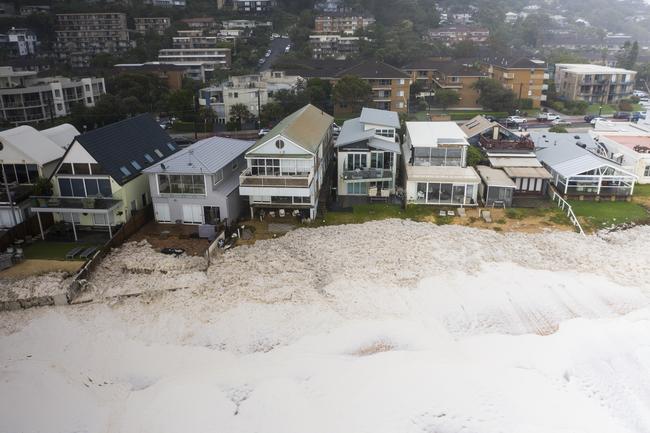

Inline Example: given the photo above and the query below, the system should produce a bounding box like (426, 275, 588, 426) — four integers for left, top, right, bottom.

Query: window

(251, 158, 280, 176)
(131, 160, 142, 170)
(275, 139, 285, 149)
(119, 166, 132, 177)
(213, 170, 223, 185)
(89, 163, 103, 174)
(54, 89, 61, 97)
(166, 142, 176, 151)
(154, 149, 163, 158)
(73, 163, 90, 174)
(346, 153, 367, 171)
(347, 182, 367, 195)
(14, 165, 28, 183)
(144, 153, 154, 163)
(375, 129, 393, 138)
(231, 161, 238, 171)
(157, 174, 205, 195)
(644, 165, 650, 177)
(2, 164, 16, 183)
(58, 163, 73, 174)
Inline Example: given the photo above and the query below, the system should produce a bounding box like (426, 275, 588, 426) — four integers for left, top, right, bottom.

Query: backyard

(570, 200, 650, 231)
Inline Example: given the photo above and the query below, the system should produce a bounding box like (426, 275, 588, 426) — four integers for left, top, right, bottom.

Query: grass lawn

(323, 203, 452, 225)
(569, 200, 649, 230)
(23, 242, 98, 260)
(585, 103, 644, 115)
(633, 184, 650, 197)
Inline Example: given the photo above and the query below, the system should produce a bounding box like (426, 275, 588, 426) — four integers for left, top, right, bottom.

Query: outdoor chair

(439, 210, 446, 217)
(482, 210, 492, 223)
(66, 246, 84, 259)
(279, 209, 286, 217)
(79, 246, 98, 259)
(447, 210, 455, 216)
(458, 208, 467, 218)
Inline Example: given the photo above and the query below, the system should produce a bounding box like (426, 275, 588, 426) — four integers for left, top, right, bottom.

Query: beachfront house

(533, 131, 636, 198)
(143, 136, 254, 225)
(0, 124, 79, 228)
(476, 165, 516, 207)
(335, 107, 401, 204)
(403, 121, 480, 206)
(239, 104, 334, 220)
(30, 114, 181, 240)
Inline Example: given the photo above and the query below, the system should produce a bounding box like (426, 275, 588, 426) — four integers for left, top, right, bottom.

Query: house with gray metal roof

(143, 136, 254, 226)
(239, 104, 334, 220)
(335, 107, 401, 204)
(532, 131, 637, 198)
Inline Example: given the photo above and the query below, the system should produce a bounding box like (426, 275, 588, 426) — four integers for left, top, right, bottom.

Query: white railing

(551, 190, 585, 236)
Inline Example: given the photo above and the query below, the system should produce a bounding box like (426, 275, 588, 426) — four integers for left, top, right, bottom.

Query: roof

(40, 124, 80, 149)
(143, 136, 254, 175)
(488, 156, 542, 168)
(359, 107, 400, 129)
(335, 118, 376, 147)
(476, 166, 516, 188)
(251, 104, 333, 154)
(483, 57, 546, 69)
(503, 166, 552, 179)
(533, 132, 634, 178)
(0, 125, 65, 165)
(461, 115, 498, 138)
(600, 135, 650, 153)
(403, 58, 487, 78)
(555, 63, 636, 75)
(276, 59, 408, 79)
(406, 121, 468, 147)
(405, 165, 480, 183)
(74, 114, 179, 185)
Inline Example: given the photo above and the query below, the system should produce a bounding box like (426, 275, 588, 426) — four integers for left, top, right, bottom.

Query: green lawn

(23, 242, 98, 260)
(633, 184, 650, 197)
(585, 103, 644, 115)
(569, 200, 649, 230)
(323, 203, 452, 225)
(410, 110, 508, 121)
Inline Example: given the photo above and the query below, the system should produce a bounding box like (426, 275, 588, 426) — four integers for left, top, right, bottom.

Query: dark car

(584, 114, 596, 122)
(613, 111, 631, 119)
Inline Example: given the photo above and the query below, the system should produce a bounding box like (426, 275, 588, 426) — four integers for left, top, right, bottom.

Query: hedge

(448, 111, 508, 120)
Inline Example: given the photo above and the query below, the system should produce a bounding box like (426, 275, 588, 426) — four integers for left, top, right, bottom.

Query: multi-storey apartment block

(158, 47, 231, 70)
(233, 0, 274, 13)
(133, 17, 171, 35)
(554, 63, 636, 104)
(482, 57, 548, 108)
(199, 74, 269, 124)
(55, 13, 131, 68)
(428, 25, 489, 44)
(309, 35, 362, 59)
(314, 15, 375, 34)
(0, 28, 38, 57)
(0, 67, 104, 125)
(144, 0, 186, 7)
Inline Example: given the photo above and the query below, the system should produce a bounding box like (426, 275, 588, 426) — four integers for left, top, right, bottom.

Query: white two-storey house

(239, 104, 334, 220)
(335, 107, 401, 204)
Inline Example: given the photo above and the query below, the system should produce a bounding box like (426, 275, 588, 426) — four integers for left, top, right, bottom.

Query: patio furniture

(66, 246, 84, 259)
(369, 186, 377, 197)
(439, 210, 446, 217)
(458, 208, 466, 218)
(13, 247, 24, 262)
(279, 209, 286, 217)
(447, 210, 455, 216)
(269, 211, 276, 218)
(482, 210, 492, 223)
(79, 246, 98, 259)
(292, 210, 300, 217)
(6, 247, 14, 255)
(380, 189, 390, 198)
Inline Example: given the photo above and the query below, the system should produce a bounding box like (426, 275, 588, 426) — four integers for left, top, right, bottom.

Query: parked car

(332, 122, 341, 134)
(590, 117, 606, 125)
(584, 114, 596, 122)
(551, 118, 571, 126)
(632, 111, 646, 122)
(506, 115, 527, 124)
(258, 58, 266, 65)
(537, 112, 561, 121)
(265, 49, 271, 57)
(613, 111, 631, 119)
(258, 128, 270, 137)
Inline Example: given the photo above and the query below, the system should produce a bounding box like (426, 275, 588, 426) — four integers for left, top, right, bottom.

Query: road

(258, 37, 290, 72)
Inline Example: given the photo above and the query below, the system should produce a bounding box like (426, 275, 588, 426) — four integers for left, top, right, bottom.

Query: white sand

(1, 220, 650, 433)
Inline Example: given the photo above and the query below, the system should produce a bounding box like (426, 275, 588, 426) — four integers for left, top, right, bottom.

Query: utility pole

(256, 89, 261, 129)
(193, 95, 199, 140)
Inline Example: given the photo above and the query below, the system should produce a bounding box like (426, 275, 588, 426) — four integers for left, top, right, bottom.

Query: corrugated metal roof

(144, 136, 254, 174)
(406, 165, 480, 183)
(335, 118, 375, 147)
(41, 124, 80, 149)
(406, 121, 468, 148)
(368, 137, 401, 154)
(488, 156, 542, 168)
(0, 125, 65, 165)
(476, 166, 516, 188)
(359, 107, 400, 129)
(503, 166, 552, 179)
(251, 104, 333, 154)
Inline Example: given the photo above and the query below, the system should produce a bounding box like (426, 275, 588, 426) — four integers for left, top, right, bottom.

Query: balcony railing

(30, 196, 122, 211)
(342, 167, 393, 181)
(239, 168, 313, 188)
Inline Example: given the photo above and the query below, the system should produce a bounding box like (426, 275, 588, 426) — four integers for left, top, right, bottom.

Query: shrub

(550, 101, 565, 112)
(618, 99, 634, 112)
(505, 209, 524, 219)
(517, 98, 533, 109)
(496, 218, 507, 224)
(549, 125, 568, 133)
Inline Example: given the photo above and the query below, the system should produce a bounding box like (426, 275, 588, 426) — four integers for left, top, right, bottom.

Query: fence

(0, 212, 54, 252)
(67, 204, 154, 302)
(551, 190, 585, 236)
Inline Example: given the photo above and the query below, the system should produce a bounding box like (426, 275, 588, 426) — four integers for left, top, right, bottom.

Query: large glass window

(157, 174, 205, 195)
(58, 177, 112, 197)
(26, 164, 38, 182)
(2, 164, 16, 183)
(71, 178, 85, 196)
(73, 163, 90, 174)
(346, 182, 368, 195)
(85, 179, 98, 196)
(251, 158, 280, 176)
(346, 153, 367, 171)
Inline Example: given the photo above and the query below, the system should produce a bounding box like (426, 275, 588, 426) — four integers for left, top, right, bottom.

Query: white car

(590, 117, 606, 125)
(258, 128, 270, 137)
(506, 116, 527, 124)
(265, 50, 271, 57)
(552, 118, 571, 126)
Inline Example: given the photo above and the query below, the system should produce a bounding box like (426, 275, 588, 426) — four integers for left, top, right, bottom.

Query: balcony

(502, 73, 515, 79)
(30, 196, 122, 212)
(239, 168, 313, 188)
(543, 73, 550, 80)
(342, 167, 393, 181)
(542, 84, 549, 91)
(479, 135, 535, 151)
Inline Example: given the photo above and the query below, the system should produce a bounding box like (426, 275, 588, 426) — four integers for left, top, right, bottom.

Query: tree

(617, 41, 639, 69)
(466, 145, 485, 166)
(332, 75, 372, 113)
(433, 89, 460, 110)
(305, 78, 332, 112)
(472, 79, 516, 113)
(260, 101, 285, 126)
(229, 103, 253, 130)
(167, 89, 194, 121)
(548, 125, 568, 133)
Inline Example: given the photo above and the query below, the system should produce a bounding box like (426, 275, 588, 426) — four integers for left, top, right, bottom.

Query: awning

(406, 165, 481, 184)
(488, 156, 542, 168)
(503, 166, 552, 179)
(476, 166, 516, 188)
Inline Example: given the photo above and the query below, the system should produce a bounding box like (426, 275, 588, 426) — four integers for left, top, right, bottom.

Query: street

(258, 37, 290, 72)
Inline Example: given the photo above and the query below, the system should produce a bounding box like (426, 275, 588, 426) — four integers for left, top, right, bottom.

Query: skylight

(131, 160, 142, 170)
(154, 149, 163, 158)
(166, 142, 176, 151)
(119, 166, 131, 177)
(144, 153, 154, 163)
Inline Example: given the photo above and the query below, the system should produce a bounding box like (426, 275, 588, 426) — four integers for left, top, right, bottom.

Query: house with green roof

(239, 104, 334, 220)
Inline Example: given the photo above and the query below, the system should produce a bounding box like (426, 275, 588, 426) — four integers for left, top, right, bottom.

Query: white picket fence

(551, 190, 585, 236)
